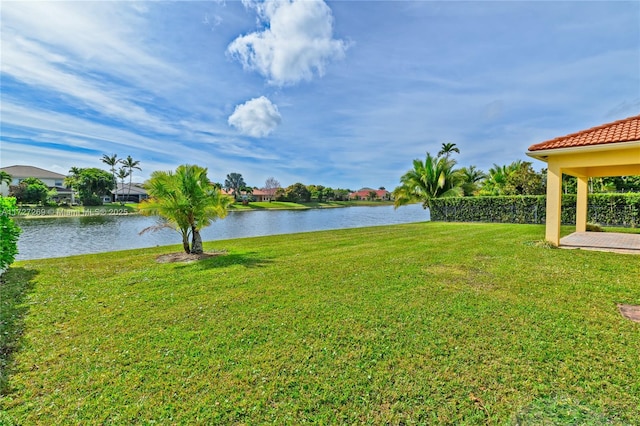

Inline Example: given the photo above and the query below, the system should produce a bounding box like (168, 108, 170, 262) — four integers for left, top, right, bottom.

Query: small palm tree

(393, 152, 462, 210)
(240, 186, 254, 203)
(459, 165, 487, 196)
(0, 171, 12, 187)
(116, 167, 130, 205)
(438, 142, 460, 159)
(480, 163, 510, 196)
(120, 155, 141, 203)
(139, 164, 233, 254)
(101, 154, 119, 191)
(224, 173, 246, 200)
(64, 167, 82, 192)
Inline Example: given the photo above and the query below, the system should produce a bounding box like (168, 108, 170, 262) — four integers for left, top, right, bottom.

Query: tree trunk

(127, 173, 133, 203)
(191, 227, 203, 254)
(182, 232, 191, 254)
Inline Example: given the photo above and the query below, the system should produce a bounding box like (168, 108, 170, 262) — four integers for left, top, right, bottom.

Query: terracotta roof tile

(349, 189, 389, 198)
(528, 114, 640, 152)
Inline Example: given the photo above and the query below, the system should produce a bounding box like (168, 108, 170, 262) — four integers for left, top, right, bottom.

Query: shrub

(586, 223, 603, 232)
(430, 193, 640, 227)
(0, 197, 21, 274)
(9, 177, 49, 205)
(81, 194, 103, 206)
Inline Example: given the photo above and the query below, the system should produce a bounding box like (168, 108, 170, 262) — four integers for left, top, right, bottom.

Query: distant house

(349, 188, 391, 201)
(0, 165, 75, 203)
(221, 188, 278, 202)
(221, 188, 239, 199)
(112, 183, 148, 203)
(252, 189, 276, 202)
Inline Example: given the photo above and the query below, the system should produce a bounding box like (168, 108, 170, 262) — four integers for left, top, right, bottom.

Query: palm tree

(0, 171, 12, 187)
(139, 164, 234, 254)
(480, 163, 511, 196)
(393, 152, 462, 210)
(459, 165, 487, 196)
(120, 155, 141, 203)
(101, 154, 119, 192)
(480, 161, 537, 196)
(224, 172, 246, 200)
(240, 186, 254, 203)
(116, 167, 130, 205)
(438, 142, 460, 159)
(64, 167, 82, 191)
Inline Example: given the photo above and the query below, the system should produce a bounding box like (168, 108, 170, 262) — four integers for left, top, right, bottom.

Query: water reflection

(78, 215, 113, 225)
(15, 204, 428, 260)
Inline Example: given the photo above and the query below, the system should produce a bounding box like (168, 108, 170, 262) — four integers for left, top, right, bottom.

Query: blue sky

(1, 1, 638, 190)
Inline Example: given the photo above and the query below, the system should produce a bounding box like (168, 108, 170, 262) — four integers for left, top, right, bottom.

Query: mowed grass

(1, 222, 639, 424)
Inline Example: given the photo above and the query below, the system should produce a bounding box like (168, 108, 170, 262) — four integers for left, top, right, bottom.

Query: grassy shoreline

(6, 200, 394, 219)
(229, 200, 394, 210)
(1, 222, 639, 424)
(4, 203, 138, 219)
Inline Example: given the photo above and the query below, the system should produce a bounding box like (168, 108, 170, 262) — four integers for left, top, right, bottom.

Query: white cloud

(0, 2, 185, 135)
(228, 0, 347, 85)
(1, 100, 275, 164)
(2, 38, 177, 135)
(0, 2, 175, 82)
(228, 96, 282, 137)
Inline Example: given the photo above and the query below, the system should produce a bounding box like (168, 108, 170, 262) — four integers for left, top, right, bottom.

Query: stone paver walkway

(618, 304, 640, 323)
(560, 232, 640, 255)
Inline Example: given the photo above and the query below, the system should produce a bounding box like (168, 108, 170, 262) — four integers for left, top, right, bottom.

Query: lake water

(15, 204, 429, 260)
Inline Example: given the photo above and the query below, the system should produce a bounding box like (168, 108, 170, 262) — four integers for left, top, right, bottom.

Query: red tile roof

(528, 114, 640, 152)
(349, 189, 389, 199)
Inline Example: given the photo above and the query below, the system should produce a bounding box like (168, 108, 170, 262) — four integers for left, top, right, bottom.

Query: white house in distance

(0, 165, 75, 203)
(112, 183, 148, 203)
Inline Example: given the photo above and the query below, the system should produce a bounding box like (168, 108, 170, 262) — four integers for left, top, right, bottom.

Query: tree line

(393, 143, 640, 210)
(2, 154, 364, 207)
(1, 155, 142, 206)
(220, 173, 355, 203)
(62, 154, 143, 206)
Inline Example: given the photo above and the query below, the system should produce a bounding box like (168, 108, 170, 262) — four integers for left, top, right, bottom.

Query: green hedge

(0, 197, 22, 273)
(430, 193, 640, 227)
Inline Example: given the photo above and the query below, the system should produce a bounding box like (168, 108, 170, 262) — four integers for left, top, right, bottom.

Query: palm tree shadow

(174, 251, 273, 270)
(1, 267, 39, 395)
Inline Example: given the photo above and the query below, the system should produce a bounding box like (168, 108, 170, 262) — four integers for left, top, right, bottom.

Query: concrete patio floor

(560, 232, 640, 255)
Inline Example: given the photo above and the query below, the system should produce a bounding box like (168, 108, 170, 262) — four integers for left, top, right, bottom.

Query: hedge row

(0, 197, 22, 274)
(430, 193, 640, 227)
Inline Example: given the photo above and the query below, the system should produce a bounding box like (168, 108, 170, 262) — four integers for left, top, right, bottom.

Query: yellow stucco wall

(530, 142, 640, 246)
(545, 163, 562, 245)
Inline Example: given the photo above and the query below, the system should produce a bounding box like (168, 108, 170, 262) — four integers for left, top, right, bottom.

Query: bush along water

(0, 196, 21, 275)
(430, 193, 640, 227)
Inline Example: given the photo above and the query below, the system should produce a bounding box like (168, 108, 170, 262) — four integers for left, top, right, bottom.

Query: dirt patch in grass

(156, 251, 226, 264)
(618, 304, 640, 323)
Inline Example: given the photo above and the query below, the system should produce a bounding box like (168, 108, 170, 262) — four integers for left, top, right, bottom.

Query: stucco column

(576, 176, 588, 232)
(545, 162, 562, 246)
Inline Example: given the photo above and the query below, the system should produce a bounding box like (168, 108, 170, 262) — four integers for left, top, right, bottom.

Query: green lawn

(1, 223, 639, 424)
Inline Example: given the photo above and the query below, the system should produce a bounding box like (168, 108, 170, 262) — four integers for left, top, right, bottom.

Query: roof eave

(526, 139, 640, 163)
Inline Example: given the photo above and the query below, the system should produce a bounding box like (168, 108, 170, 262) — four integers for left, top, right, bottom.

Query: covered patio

(560, 231, 640, 255)
(527, 114, 640, 252)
